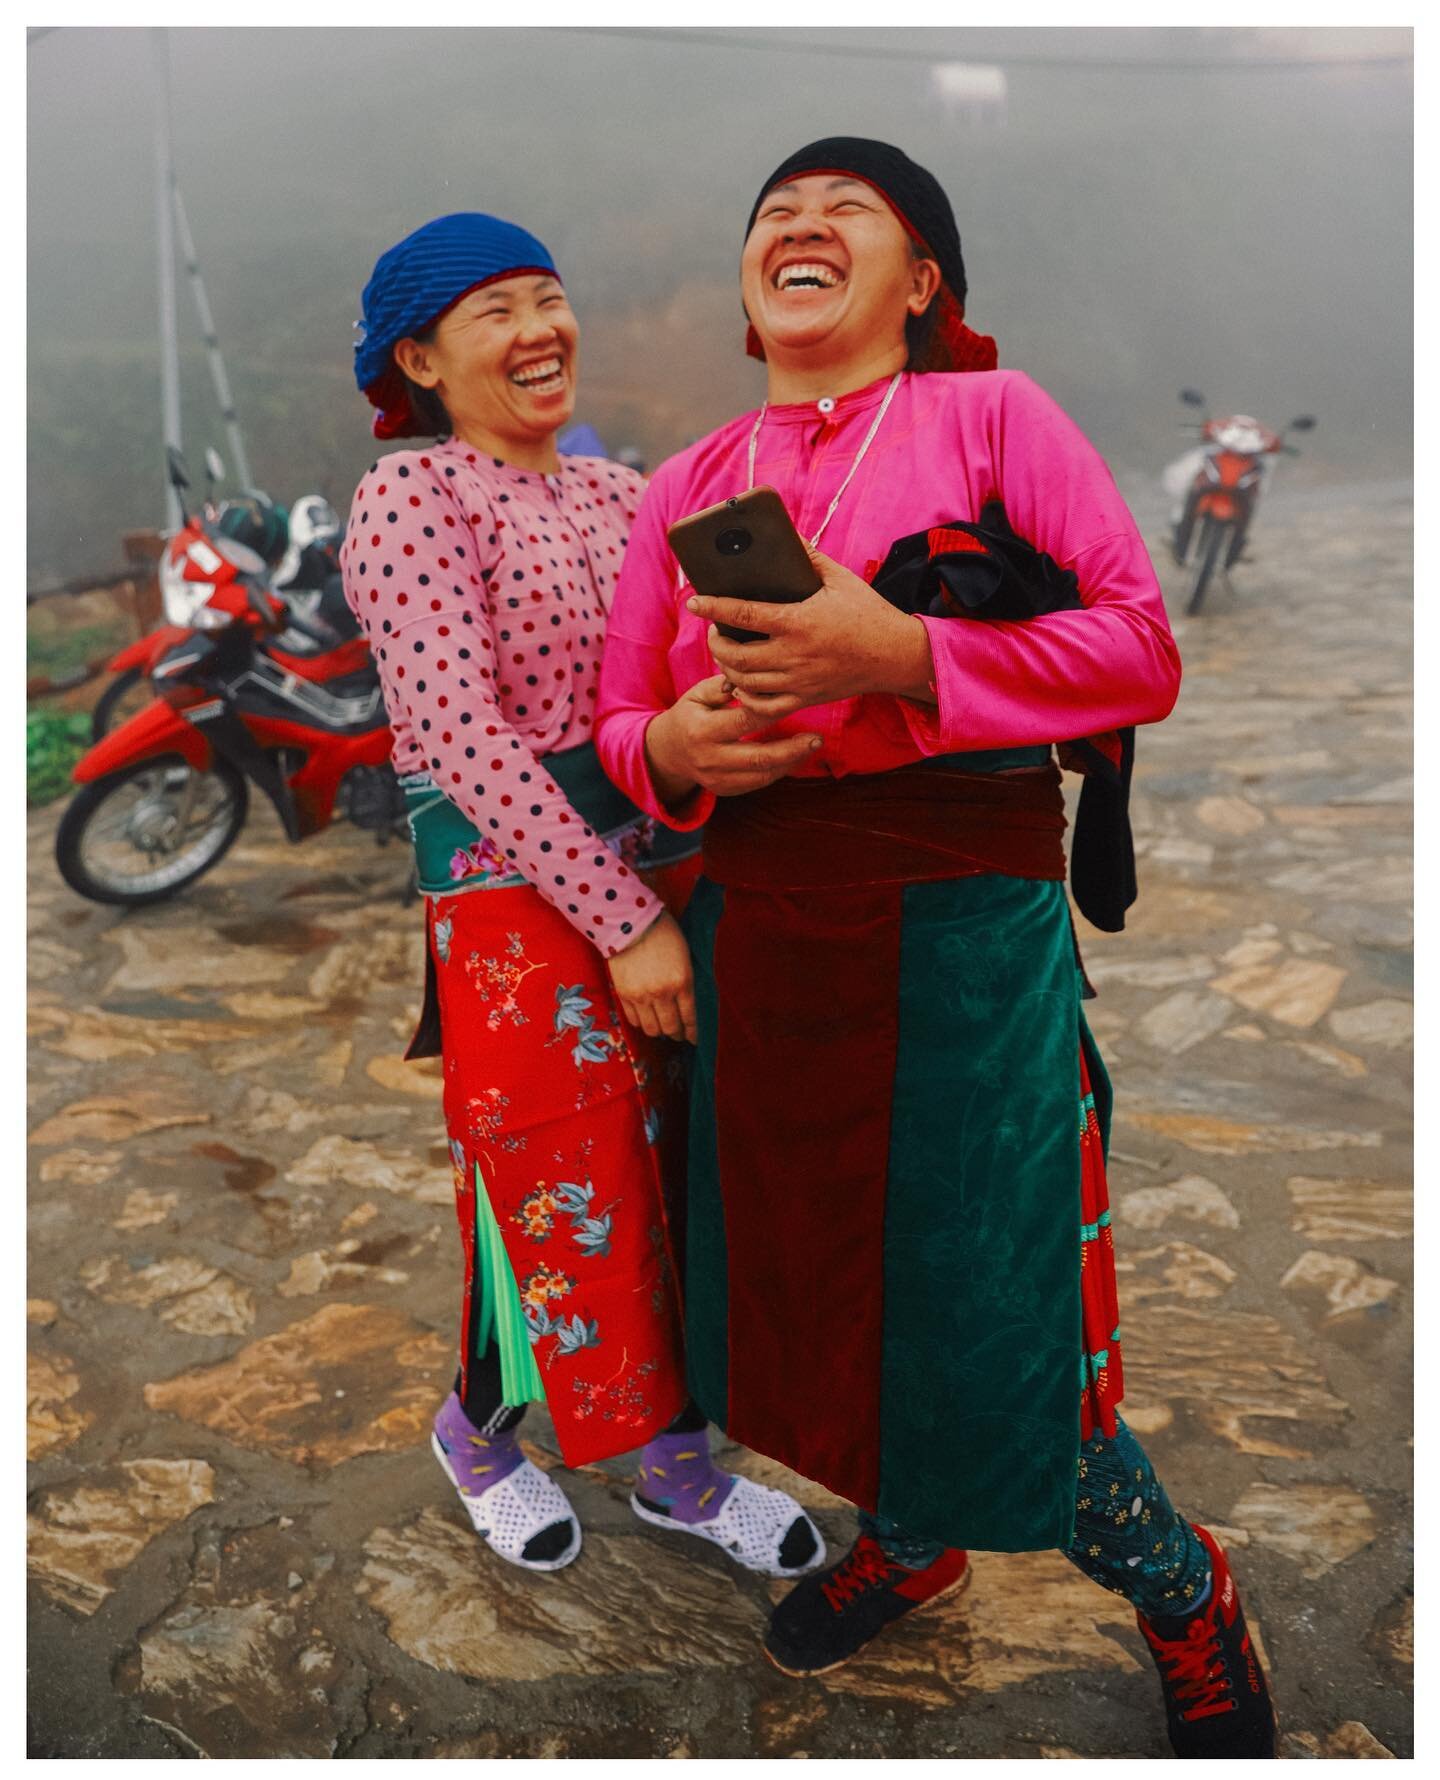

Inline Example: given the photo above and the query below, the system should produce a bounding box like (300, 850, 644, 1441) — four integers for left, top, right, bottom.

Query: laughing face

(393, 273, 579, 452)
(741, 174, 940, 372)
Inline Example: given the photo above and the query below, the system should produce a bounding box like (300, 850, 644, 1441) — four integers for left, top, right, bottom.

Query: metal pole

(173, 182, 253, 489)
(152, 28, 182, 528)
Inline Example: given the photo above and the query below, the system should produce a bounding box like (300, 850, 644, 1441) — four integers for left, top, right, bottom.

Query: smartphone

(667, 486, 822, 643)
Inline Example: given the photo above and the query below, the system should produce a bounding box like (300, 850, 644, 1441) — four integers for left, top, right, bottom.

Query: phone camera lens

(715, 528, 752, 556)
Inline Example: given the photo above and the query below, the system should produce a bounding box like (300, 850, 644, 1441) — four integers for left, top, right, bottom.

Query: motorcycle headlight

(161, 558, 216, 624)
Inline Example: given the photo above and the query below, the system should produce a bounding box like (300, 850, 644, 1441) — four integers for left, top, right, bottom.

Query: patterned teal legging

(860, 1415, 1211, 1620)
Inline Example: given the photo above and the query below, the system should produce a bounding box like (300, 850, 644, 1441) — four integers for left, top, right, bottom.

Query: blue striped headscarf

(354, 212, 559, 439)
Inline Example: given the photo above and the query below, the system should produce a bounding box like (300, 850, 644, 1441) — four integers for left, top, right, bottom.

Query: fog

(27, 26, 1412, 585)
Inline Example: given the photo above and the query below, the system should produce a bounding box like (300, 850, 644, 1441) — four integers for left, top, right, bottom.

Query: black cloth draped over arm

(869, 501, 1137, 934)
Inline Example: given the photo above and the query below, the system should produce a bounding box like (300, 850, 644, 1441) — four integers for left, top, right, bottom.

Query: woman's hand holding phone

(690, 547, 938, 721)
(645, 674, 822, 804)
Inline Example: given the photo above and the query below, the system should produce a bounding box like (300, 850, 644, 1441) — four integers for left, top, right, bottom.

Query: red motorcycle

(1170, 391, 1315, 614)
(55, 460, 404, 908)
(91, 453, 343, 738)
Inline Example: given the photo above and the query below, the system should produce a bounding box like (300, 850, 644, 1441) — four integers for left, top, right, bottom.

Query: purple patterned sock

(635, 1430, 738, 1525)
(433, 1391, 526, 1495)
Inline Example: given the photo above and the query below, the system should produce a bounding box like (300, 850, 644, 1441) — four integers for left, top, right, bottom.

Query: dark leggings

(455, 1341, 707, 1439)
(859, 1415, 1212, 1621)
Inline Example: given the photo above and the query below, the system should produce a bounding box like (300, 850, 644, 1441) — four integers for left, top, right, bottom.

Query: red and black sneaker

(1137, 1525, 1277, 1759)
(763, 1534, 970, 1677)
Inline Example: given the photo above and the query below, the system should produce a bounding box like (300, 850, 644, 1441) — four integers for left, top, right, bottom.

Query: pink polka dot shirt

(339, 439, 660, 957)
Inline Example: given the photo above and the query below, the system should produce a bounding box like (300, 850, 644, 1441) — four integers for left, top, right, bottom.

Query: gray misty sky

(28, 26, 1412, 582)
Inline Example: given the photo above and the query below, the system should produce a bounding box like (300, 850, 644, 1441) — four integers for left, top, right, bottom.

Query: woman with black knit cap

(596, 141, 1276, 1757)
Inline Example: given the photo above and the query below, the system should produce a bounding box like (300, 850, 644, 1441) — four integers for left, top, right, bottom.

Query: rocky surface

(28, 487, 1410, 1757)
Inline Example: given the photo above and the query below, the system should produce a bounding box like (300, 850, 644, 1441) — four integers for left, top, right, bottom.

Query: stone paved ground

(27, 485, 1412, 1759)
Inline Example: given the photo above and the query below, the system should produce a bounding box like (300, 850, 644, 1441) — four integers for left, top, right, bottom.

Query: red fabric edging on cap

(927, 527, 990, 559)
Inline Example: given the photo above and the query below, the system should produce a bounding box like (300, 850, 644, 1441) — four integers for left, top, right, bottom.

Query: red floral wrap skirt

(419, 865, 697, 1466)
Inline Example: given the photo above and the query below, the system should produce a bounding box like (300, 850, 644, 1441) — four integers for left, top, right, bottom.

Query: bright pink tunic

(340, 441, 660, 956)
(595, 369, 1181, 827)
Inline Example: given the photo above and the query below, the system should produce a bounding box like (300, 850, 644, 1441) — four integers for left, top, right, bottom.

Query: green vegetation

(27, 709, 91, 806)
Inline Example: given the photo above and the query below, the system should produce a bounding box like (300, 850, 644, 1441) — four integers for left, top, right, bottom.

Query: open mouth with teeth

(773, 261, 845, 292)
(509, 356, 568, 395)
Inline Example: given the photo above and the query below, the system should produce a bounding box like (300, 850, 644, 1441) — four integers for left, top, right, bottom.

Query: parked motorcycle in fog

(55, 453, 404, 908)
(1167, 391, 1315, 615)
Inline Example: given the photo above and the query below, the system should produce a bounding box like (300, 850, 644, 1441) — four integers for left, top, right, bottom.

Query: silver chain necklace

(745, 371, 903, 549)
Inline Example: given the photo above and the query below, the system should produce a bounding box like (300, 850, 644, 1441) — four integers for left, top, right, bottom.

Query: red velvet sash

(701, 762, 1068, 892)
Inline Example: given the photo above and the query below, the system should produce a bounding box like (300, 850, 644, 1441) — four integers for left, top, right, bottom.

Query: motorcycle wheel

(1186, 517, 1228, 616)
(90, 667, 149, 741)
(55, 754, 249, 907)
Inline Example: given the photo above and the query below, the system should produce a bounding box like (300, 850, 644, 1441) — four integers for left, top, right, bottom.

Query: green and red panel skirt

(682, 753, 1125, 1553)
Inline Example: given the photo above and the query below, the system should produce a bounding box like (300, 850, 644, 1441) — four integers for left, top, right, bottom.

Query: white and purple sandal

(432, 1394, 580, 1572)
(630, 1431, 826, 1578)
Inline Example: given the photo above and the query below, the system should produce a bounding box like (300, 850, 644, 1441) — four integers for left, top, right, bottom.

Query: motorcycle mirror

(204, 446, 226, 483)
(166, 446, 191, 490)
(1288, 415, 1317, 432)
(1179, 389, 1206, 408)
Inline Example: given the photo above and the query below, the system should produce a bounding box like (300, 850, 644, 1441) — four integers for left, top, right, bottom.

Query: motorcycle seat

(314, 575, 362, 642)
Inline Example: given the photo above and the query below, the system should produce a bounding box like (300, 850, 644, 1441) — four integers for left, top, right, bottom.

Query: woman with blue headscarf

(342, 213, 821, 1578)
